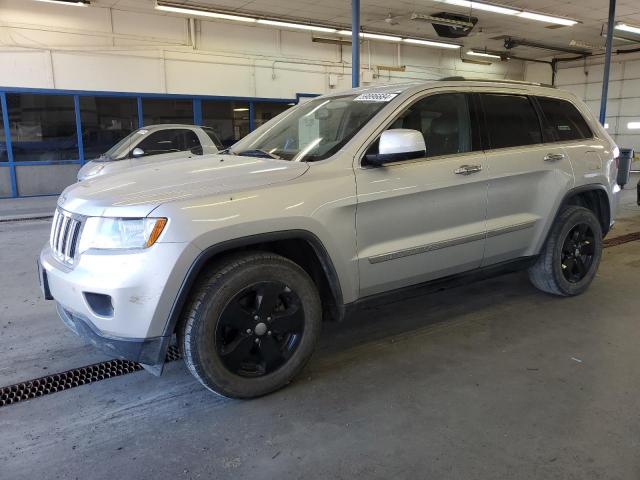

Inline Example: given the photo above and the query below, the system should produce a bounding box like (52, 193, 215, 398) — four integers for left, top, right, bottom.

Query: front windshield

(229, 93, 392, 162)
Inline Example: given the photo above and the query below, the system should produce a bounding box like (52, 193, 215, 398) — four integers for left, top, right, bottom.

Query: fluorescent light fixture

(517, 11, 577, 26)
(155, 4, 256, 22)
(436, 0, 518, 15)
(233, 108, 249, 112)
(628, 121, 640, 130)
(467, 50, 501, 59)
(615, 23, 640, 35)
(403, 38, 461, 49)
(258, 19, 336, 33)
(33, 0, 89, 5)
(434, 0, 577, 25)
(337, 30, 401, 41)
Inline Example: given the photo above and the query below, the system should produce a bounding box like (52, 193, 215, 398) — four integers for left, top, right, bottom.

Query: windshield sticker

(353, 93, 399, 102)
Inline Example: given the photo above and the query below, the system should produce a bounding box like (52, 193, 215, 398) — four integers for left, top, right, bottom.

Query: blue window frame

(0, 86, 297, 198)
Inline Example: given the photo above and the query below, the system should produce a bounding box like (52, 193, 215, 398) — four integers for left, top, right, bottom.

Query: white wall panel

(0, 50, 53, 88)
(279, 31, 337, 62)
(198, 22, 279, 57)
(0, 0, 110, 33)
(112, 9, 187, 45)
(51, 51, 164, 92)
(164, 56, 255, 97)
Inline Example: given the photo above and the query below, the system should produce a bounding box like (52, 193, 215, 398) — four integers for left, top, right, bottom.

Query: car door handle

(544, 153, 566, 162)
(454, 164, 483, 175)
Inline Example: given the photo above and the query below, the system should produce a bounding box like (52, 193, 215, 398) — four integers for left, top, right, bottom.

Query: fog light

(84, 292, 114, 317)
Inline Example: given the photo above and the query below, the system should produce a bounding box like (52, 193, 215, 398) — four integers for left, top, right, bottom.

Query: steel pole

(599, 0, 616, 125)
(352, 0, 360, 88)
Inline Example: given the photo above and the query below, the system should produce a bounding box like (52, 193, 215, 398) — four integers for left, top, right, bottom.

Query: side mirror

(364, 129, 426, 166)
(131, 147, 145, 158)
(190, 145, 204, 155)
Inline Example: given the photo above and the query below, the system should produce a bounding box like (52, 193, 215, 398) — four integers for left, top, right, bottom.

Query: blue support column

(599, 0, 616, 125)
(193, 99, 203, 125)
(73, 95, 85, 165)
(249, 102, 255, 132)
(352, 0, 360, 88)
(1, 92, 18, 198)
(137, 97, 144, 128)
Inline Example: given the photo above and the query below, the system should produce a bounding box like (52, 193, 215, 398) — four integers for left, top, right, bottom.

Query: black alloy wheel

(560, 223, 596, 283)
(180, 252, 322, 399)
(528, 205, 603, 296)
(216, 281, 305, 377)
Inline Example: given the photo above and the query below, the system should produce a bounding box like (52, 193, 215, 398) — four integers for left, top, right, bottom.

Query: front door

(355, 92, 488, 297)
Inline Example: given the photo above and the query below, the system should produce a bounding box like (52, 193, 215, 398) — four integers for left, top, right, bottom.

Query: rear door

(534, 95, 606, 186)
(355, 91, 488, 297)
(478, 91, 574, 265)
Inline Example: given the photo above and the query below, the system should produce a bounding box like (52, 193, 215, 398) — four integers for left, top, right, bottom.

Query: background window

(201, 101, 249, 147)
(80, 96, 138, 160)
(253, 102, 292, 129)
(388, 93, 472, 157)
(142, 99, 193, 125)
(0, 110, 6, 162)
(536, 97, 592, 142)
(6, 94, 78, 162)
(481, 94, 542, 149)
(136, 129, 200, 156)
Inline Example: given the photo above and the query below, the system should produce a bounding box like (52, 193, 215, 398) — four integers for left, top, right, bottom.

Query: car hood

(59, 154, 310, 217)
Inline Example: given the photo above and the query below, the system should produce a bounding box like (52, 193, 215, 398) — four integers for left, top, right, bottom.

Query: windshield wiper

(235, 149, 281, 159)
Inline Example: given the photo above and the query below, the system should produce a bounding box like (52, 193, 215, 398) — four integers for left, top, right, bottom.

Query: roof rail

(439, 76, 555, 88)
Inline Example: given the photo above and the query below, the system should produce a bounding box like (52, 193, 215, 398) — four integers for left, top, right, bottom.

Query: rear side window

(480, 94, 542, 149)
(183, 130, 201, 150)
(201, 127, 223, 148)
(536, 97, 592, 142)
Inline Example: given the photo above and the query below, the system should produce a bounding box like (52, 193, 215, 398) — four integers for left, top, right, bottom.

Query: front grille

(50, 209, 83, 265)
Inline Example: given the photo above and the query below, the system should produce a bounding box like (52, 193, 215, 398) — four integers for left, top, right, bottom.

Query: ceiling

(111, 0, 640, 59)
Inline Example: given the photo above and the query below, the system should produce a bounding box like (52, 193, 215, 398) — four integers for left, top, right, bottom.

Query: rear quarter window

(536, 96, 592, 142)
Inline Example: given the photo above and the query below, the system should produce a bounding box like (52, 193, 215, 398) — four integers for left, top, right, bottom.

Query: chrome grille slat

(49, 210, 60, 247)
(49, 208, 83, 266)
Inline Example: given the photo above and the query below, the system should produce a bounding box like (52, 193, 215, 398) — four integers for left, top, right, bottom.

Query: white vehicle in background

(77, 124, 222, 181)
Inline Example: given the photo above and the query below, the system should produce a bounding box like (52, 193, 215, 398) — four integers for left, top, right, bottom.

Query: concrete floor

(1, 180, 639, 480)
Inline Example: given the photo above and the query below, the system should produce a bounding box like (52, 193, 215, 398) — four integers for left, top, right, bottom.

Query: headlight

(78, 217, 167, 253)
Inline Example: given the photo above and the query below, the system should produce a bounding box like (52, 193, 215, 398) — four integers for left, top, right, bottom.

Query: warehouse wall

(525, 54, 640, 156)
(0, 0, 524, 97)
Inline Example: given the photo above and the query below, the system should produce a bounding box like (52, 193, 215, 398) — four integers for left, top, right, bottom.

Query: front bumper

(57, 303, 170, 366)
(40, 241, 201, 364)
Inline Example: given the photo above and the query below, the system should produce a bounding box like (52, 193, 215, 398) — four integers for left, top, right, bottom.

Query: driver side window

(371, 93, 473, 159)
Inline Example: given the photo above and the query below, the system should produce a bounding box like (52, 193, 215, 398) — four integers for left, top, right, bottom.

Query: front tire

(528, 205, 603, 296)
(179, 252, 322, 399)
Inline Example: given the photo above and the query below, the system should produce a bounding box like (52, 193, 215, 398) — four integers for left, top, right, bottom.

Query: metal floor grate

(603, 231, 640, 248)
(0, 345, 181, 408)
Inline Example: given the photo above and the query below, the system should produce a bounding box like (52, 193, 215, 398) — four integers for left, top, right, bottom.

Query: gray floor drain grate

(603, 231, 640, 248)
(0, 345, 181, 408)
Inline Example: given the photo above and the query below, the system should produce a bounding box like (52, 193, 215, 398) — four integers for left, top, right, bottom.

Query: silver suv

(39, 79, 620, 398)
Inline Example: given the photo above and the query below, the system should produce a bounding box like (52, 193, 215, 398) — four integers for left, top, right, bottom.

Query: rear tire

(179, 252, 321, 399)
(528, 205, 602, 296)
